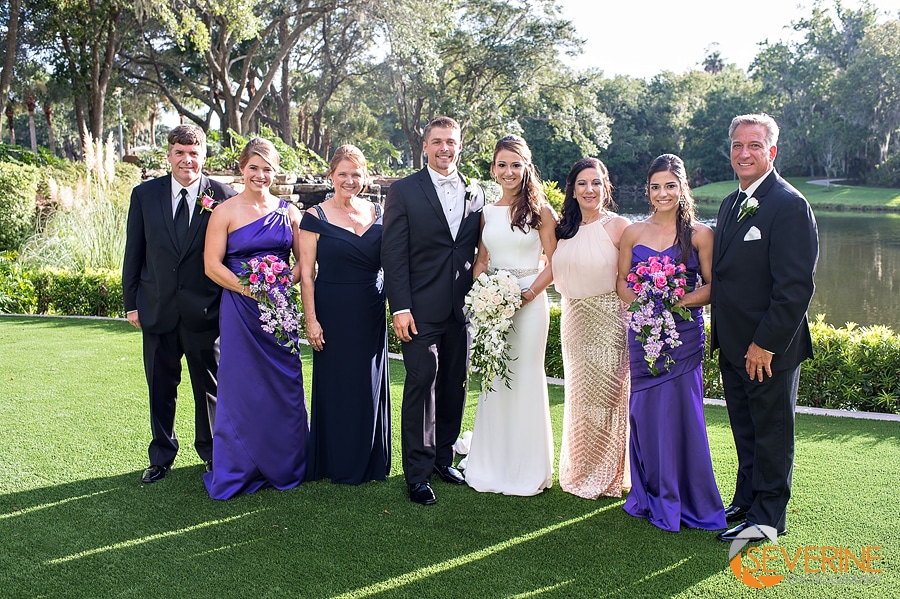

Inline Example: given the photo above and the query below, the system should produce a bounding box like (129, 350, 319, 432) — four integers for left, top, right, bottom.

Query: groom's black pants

(400, 316, 470, 484)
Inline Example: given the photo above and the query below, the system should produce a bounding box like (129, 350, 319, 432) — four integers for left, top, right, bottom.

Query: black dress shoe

(204, 460, 213, 473)
(141, 465, 169, 484)
(724, 504, 750, 522)
(716, 520, 786, 543)
(433, 464, 465, 485)
(408, 482, 437, 505)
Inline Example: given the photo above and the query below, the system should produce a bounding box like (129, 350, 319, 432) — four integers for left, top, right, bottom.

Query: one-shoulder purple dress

(622, 244, 726, 531)
(203, 201, 309, 500)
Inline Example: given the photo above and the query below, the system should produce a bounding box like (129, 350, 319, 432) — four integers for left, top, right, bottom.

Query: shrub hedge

(3, 268, 898, 414)
(0, 162, 41, 251)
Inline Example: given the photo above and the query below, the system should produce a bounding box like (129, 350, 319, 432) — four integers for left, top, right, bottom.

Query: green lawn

(693, 179, 900, 211)
(1, 315, 897, 598)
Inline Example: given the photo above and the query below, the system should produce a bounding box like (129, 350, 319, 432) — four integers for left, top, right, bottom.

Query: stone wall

(207, 173, 400, 209)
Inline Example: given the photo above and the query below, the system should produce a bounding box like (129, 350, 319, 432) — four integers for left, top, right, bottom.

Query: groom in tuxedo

(382, 116, 485, 505)
(711, 114, 818, 542)
(123, 124, 236, 484)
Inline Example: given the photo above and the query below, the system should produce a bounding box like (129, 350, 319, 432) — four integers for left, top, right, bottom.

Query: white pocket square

(744, 226, 762, 241)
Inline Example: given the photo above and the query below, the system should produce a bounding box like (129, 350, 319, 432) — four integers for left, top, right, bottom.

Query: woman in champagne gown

(202, 139, 309, 500)
(616, 154, 725, 531)
(464, 135, 558, 496)
(553, 158, 632, 499)
(299, 145, 390, 485)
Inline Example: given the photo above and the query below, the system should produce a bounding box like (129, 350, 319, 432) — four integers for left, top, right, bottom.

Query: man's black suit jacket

(710, 170, 818, 370)
(122, 174, 237, 335)
(381, 167, 485, 323)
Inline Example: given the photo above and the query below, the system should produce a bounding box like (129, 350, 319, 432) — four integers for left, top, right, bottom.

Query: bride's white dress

(464, 204, 554, 496)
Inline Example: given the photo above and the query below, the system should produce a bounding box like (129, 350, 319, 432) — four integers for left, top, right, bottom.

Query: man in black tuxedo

(123, 125, 237, 484)
(382, 116, 485, 505)
(711, 114, 818, 542)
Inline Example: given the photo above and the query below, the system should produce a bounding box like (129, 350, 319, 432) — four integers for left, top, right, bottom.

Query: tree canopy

(2, 0, 900, 188)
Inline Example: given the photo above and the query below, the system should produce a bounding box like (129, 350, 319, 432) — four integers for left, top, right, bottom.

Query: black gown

(300, 204, 391, 484)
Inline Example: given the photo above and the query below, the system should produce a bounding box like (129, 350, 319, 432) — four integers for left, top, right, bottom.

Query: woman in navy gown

(299, 145, 390, 484)
(202, 138, 308, 499)
(616, 154, 725, 531)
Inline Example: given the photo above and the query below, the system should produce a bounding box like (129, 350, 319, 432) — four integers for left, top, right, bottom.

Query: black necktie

(175, 188, 190, 247)
(723, 191, 746, 236)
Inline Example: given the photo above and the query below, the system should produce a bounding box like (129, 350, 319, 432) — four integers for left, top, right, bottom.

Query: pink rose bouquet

(625, 254, 691, 375)
(238, 255, 302, 355)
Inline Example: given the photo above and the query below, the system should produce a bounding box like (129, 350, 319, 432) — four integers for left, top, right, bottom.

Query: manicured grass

(1, 315, 897, 598)
(693, 179, 900, 211)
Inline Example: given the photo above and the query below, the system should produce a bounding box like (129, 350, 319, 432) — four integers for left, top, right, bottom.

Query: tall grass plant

(18, 134, 139, 271)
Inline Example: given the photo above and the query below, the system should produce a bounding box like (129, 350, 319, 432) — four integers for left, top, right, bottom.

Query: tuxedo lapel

(158, 176, 180, 250)
(181, 175, 208, 254)
(416, 169, 453, 236)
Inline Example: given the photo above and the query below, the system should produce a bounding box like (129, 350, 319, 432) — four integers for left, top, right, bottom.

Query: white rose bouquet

(464, 269, 522, 393)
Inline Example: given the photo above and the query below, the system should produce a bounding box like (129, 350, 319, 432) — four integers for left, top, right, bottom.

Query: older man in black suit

(711, 114, 818, 542)
(382, 116, 485, 505)
(123, 125, 236, 484)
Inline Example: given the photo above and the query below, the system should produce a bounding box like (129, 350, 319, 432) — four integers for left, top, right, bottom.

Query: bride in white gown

(464, 135, 558, 496)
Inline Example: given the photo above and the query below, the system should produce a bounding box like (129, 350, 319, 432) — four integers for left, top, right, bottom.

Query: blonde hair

(238, 137, 280, 171)
(330, 144, 369, 194)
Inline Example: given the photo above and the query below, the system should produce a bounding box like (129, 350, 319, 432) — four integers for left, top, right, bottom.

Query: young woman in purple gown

(616, 154, 725, 532)
(202, 138, 309, 499)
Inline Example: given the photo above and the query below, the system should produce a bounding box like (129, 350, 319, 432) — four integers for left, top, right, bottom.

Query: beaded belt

(491, 267, 538, 278)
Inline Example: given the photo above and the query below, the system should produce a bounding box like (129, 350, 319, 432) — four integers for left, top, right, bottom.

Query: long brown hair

(647, 153, 696, 264)
(492, 135, 544, 232)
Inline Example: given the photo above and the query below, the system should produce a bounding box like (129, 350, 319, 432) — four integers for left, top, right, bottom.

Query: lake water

(547, 203, 900, 332)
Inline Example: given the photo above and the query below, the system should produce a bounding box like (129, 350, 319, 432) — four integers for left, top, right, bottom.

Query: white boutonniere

(737, 196, 759, 222)
(464, 175, 476, 199)
(197, 188, 218, 212)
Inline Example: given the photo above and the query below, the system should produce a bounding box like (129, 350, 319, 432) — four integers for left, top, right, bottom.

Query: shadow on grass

(0, 467, 730, 598)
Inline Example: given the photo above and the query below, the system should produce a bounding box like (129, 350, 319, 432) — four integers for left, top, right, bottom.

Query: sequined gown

(552, 215, 630, 499)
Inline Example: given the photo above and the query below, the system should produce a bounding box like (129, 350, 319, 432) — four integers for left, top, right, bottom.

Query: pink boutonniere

(197, 188, 218, 212)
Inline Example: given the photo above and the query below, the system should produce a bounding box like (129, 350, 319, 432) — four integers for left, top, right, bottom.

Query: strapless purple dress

(622, 244, 726, 531)
(203, 201, 309, 499)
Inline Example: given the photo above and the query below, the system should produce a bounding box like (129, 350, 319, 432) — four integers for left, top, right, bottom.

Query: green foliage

(0, 143, 72, 169)
(0, 252, 37, 314)
(0, 162, 40, 251)
(30, 268, 124, 317)
(545, 305, 563, 378)
(206, 127, 329, 175)
(542, 180, 564, 215)
(18, 137, 139, 271)
(800, 316, 900, 413)
(868, 153, 900, 188)
(132, 146, 168, 171)
(703, 316, 900, 414)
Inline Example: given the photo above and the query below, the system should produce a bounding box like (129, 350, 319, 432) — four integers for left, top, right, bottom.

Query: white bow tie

(436, 174, 458, 188)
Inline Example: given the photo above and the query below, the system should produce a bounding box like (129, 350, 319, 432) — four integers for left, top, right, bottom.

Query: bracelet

(523, 287, 535, 299)
(241, 285, 248, 296)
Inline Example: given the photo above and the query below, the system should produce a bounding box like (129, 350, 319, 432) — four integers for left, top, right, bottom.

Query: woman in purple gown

(616, 154, 725, 532)
(202, 138, 308, 499)
(299, 145, 390, 485)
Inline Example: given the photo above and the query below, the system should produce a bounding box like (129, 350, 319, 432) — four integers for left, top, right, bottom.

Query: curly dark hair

(555, 157, 615, 240)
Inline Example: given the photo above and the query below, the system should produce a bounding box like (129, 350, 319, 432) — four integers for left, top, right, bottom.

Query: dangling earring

(679, 195, 686, 207)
